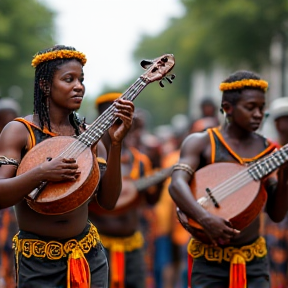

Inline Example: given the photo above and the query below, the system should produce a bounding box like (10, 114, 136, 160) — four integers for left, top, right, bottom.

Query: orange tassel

(229, 253, 247, 288)
(110, 250, 125, 288)
(67, 247, 90, 288)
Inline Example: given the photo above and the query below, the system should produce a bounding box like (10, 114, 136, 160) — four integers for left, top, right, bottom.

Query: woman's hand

(108, 99, 134, 146)
(38, 157, 80, 182)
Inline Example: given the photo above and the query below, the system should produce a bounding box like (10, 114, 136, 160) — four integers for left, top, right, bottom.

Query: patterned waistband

(187, 236, 267, 263)
(100, 231, 144, 252)
(12, 223, 100, 260)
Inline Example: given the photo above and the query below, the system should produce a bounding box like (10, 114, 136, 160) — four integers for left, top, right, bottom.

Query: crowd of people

(0, 44, 288, 288)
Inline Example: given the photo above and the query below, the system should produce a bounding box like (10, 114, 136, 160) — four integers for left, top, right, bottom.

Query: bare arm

(265, 165, 288, 222)
(96, 99, 134, 210)
(0, 121, 80, 209)
(169, 132, 238, 245)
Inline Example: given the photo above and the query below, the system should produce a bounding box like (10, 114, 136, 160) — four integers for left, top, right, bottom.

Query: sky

(41, 0, 184, 98)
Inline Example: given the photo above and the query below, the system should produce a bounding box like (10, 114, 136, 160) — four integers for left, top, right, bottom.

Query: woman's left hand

(108, 99, 134, 145)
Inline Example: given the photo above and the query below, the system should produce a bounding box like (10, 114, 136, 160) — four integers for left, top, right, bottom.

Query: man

(89, 92, 164, 288)
(261, 97, 288, 288)
(169, 71, 288, 288)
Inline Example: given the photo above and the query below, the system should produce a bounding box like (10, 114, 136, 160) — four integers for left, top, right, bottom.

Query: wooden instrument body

(178, 162, 267, 244)
(114, 177, 141, 212)
(17, 136, 99, 215)
(89, 177, 141, 216)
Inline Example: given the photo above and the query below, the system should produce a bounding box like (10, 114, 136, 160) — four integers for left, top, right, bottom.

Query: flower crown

(219, 79, 268, 92)
(31, 49, 87, 68)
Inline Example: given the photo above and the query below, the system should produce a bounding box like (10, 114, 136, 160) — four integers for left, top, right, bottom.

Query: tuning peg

(159, 80, 164, 88)
(170, 74, 176, 80)
(165, 77, 173, 84)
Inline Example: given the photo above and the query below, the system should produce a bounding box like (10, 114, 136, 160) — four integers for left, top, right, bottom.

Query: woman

(0, 45, 134, 288)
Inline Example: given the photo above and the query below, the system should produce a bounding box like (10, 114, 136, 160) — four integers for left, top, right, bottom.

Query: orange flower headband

(219, 79, 268, 92)
(31, 49, 87, 68)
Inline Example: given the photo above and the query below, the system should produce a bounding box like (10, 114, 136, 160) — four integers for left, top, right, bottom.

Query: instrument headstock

(140, 54, 175, 87)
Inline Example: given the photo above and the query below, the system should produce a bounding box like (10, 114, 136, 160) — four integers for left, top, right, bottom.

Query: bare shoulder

(0, 119, 30, 161)
(177, 131, 211, 171)
(180, 131, 211, 155)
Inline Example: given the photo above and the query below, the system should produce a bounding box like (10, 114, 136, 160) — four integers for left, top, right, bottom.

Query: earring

(44, 86, 50, 97)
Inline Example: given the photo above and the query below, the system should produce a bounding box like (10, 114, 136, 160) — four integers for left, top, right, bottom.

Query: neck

(222, 123, 254, 141)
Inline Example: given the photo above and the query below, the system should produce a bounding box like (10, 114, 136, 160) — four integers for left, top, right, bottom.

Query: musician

(0, 45, 134, 288)
(0, 98, 20, 288)
(261, 97, 288, 288)
(169, 70, 288, 288)
(89, 92, 163, 288)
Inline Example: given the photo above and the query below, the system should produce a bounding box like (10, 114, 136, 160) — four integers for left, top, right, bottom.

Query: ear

(221, 101, 233, 115)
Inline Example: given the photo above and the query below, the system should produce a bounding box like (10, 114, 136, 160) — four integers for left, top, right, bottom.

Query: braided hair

(33, 45, 83, 135)
(221, 70, 263, 107)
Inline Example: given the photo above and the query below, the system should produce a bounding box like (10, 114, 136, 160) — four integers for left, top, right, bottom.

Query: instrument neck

(248, 144, 288, 180)
(77, 77, 148, 147)
(134, 166, 173, 192)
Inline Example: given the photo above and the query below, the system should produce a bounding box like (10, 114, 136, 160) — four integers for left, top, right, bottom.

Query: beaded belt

(187, 236, 267, 263)
(12, 223, 100, 260)
(100, 231, 144, 252)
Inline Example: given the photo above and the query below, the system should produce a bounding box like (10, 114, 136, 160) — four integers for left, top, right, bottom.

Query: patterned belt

(100, 231, 144, 252)
(187, 236, 267, 263)
(12, 223, 100, 260)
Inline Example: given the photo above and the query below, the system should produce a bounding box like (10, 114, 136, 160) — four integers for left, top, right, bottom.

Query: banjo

(177, 145, 288, 244)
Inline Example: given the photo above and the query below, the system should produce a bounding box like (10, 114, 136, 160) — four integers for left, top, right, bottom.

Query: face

(231, 89, 265, 131)
(49, 60, 85, 112)
(275, 115, 288, 135)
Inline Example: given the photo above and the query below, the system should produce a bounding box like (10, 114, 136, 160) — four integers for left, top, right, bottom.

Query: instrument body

(90, 166, 173, 215)
(17, 137, 99, 215)
(16, 54, 176, 215)
(177, 162, 267, 244)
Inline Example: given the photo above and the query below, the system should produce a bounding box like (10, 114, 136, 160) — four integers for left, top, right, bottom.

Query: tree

(0, 0, 55, 114)
(132, 0, 288, 126)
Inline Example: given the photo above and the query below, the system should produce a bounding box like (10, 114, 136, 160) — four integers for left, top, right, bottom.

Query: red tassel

(110, 251, 125, 288)
(67, 247, 90, 288)
(229, 253, 247, 288)
(187, 253, 194, 288)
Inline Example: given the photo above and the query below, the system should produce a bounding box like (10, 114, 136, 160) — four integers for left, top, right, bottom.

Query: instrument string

(58, 79, 147, 159)
(204, 151, 287, 206)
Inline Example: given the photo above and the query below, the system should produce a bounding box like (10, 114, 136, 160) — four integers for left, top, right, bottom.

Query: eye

(64, 77, 73, 83)
(245, 105, 254, 111)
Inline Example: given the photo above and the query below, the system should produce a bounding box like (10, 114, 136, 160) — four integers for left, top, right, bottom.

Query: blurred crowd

(1, 94, 288, 288)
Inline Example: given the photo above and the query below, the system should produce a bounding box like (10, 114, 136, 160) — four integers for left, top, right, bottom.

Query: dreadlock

(33, 45, 83, 135)
(221, 70, 263, 107)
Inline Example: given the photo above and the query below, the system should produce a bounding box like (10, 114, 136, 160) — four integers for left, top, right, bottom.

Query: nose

(74, 79, 84, 91)
(253, 108, 263, 119)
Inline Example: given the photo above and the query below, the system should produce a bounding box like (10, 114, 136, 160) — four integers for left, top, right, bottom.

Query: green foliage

(0, 0, 55, 114)
(132, 0, 288, 126)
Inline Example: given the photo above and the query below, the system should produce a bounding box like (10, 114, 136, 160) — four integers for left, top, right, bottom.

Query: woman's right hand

(38, 157, 80, 182)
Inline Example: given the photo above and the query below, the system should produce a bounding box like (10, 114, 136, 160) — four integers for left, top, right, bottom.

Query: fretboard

(248, 144, 288, 180)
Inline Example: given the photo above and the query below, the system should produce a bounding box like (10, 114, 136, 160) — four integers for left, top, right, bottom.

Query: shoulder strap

(13, 117, 36, 150)
(206, 128, 216, 164)
(211, 127, 278, 163)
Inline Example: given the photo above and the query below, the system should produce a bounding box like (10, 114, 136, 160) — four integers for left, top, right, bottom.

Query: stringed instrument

(89, 166, 173, 215)
(176, 145, 288, 244)
(16, 54, 175, 215)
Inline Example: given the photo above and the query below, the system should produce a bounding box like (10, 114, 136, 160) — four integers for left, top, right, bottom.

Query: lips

(251, 122, 261, 129)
